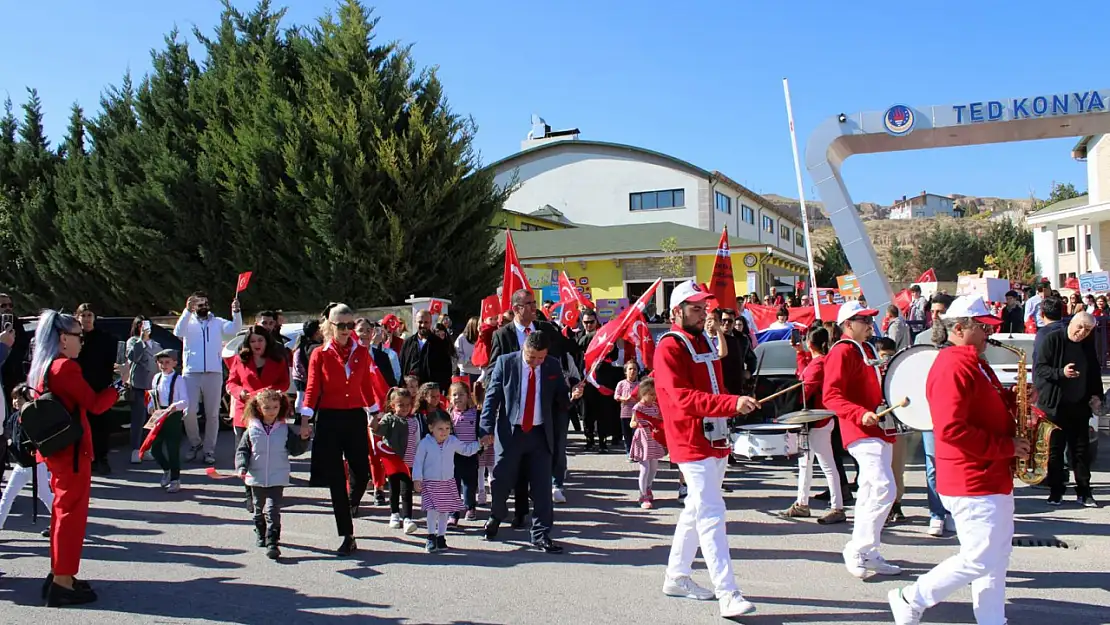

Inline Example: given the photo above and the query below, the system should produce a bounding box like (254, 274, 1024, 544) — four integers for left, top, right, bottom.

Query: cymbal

(775, 409, 836, 425)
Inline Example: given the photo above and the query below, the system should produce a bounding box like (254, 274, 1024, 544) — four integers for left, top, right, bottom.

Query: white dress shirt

(513, 320, 536, 351)
(516, 358, 543, 427)
(146, 371, 189, 413)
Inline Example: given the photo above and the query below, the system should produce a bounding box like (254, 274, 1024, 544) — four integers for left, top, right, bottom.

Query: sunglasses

(848, 316, 872, 324)
(334, 322, 356, 331)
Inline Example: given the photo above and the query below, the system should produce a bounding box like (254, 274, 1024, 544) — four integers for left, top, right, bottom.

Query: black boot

(45, 582, 97, 607)
(337, 535, 357, 556)
(266, 525, 281, 560)
(254, 517, 267, 548)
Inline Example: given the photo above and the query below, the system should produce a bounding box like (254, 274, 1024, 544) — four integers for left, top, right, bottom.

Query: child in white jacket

(413, 411, 482, 553)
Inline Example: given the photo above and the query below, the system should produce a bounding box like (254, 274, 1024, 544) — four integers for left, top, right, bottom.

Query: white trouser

(845, 438, 894, 559)
(906, 494, 1013, 625)
(0, 463, 54, 528)
(797, 420, 842, 508)
(666, 456, 738, 595)
(183, 372, 225, 454)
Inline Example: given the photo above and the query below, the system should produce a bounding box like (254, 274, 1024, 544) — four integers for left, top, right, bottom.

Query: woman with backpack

(26, 310, 119, 607)
(0, 384, 53, 535)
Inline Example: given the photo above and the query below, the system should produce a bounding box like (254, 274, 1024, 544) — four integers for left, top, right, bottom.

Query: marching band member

(822, 300, 902, 579)
(655, 281, 760, 619)
(889, 295, 1028, 625)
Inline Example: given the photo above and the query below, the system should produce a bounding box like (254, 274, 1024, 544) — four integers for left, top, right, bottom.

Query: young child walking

(447, 381, 480, 523)
(614, 361, 640, 458)
(474, 382, 494, 504)
(374, 388, 427, 535)
(235, 389, 310, 559)
(413, 411, 483, 552)
(629, 378, 667, 509)
(147, 349, 189, 493)
(0, 385, 53, 535)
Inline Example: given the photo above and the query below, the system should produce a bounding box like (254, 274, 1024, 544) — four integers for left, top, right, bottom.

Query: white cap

(940, 295, 1002, 326)
(836, 300, 879, 325)
(669, 280, 713, 311)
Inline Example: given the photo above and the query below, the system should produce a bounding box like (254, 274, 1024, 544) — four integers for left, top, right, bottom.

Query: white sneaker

(477, 490, 487, 505)
(388, 513, 402, 529)
(130, 450, 142, 464)
(160, 471, 171, 488)
(166, 480, 181, 493)
(403, 518, 419, 535)
(944, 514, 956, 533)
(552, 487, 566, 504)
(185, 445, 201, 462)
(718, 591, 756, 618)
(143, 451, 154, 461)
(845, 551, 901, 578)
(203, 452, 216, 465)
(661, 575, 715, 601)
(927, 518, 945, 537)
(887, 588, 923, 625)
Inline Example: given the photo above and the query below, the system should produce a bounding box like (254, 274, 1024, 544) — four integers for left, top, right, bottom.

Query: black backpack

(4, 404, 34, 467)
(19, 366, 84, 466)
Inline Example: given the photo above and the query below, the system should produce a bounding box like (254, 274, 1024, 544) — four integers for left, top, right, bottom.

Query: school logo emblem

(883, 104, 915, 136)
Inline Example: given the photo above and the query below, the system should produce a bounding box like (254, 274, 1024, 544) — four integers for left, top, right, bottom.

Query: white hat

(940, 295, 1002, 326)
(669, 280, 713, 311)
(836, 300, 879, 325)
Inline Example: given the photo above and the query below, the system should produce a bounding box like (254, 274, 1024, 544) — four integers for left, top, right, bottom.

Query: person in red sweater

(28, 311, 120, 607)
(890, 295, 1030, 625)
(226, 325, 292, 511)
(300, 303, 388, 556)
(822, 300, 903, 580)
(654, 281, 760, 620)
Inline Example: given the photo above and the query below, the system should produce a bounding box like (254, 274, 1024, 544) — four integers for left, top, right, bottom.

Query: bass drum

(882, 344, 939, 431)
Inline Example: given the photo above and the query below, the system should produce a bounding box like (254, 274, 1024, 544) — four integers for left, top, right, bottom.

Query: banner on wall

(836, 274, 862, 299)
(595, 298, 629, 322)
(1078, 271, 1110, 293)
(524, 267, 556, 288)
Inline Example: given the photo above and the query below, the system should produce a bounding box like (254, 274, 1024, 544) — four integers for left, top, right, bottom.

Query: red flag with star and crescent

(916, 268, 937, 283)
(709, 227, 737, 310)
(584, 278, 662, 393)
(624, 309, 655, 369)
(500, 230, 533, 313)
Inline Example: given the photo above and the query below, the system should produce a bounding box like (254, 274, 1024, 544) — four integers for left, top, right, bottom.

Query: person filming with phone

(124, 317, 161, 464)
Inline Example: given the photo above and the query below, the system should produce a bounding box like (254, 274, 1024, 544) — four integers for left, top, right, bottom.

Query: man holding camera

(654, 280, 760, 620)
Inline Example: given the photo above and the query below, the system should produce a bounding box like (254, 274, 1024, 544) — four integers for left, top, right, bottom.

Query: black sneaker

(425, 535, 437, 553)
(1078, 495, 1098, 508)
(813, 490, 831, 501)
(1047, 495, 1063, 506)
(266, 544, 280, 560)
(45, 583, 97, 607)
(436, 535, 448, 551)
(337, 535, 357, 556)
(374, 491, 387, 506)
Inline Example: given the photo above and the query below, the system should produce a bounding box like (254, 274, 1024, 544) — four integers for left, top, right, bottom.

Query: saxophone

(986, 338, 1058, 485)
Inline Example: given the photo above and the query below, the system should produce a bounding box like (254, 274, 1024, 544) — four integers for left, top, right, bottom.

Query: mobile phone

(1, 313, 12, 330)
(142, 320, 152, 333)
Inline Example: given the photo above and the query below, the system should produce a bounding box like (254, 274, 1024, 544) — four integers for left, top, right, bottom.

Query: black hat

(155, 348, 179, 360)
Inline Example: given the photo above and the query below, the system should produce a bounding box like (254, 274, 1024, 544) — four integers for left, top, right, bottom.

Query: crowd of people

(0, 280, 1102, 622)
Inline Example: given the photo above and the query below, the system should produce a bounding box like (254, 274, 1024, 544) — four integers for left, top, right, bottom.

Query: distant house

(888, 192, 956, 220)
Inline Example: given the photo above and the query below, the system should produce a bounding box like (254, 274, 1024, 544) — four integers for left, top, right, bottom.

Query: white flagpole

(782, 78, 822, 321)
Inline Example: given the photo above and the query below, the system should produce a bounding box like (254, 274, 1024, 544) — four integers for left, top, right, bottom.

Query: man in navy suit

(480, 330, 569, 553)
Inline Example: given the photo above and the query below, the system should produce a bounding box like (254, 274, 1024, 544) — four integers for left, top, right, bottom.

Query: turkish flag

(709, 227, 737, 310)
(1065, 277, 1080, 291)
(500, 231, 533, 313)
(375, 436, 411, 477)
(624, 309, 655, 368)
(585, 278, 662, 393)
(470, 322, 496, 368)
(429, 299, 443, 316)
(554, 271, 583, 327)
(746, 303, 840, 330)
(236, 271, 253, 293)
(916, 268, 937, 283)
(892, 288, 913, 317)
(365, 358, 390, 413)
(480, 295, 500, 321)
(138, 412, 170, 458)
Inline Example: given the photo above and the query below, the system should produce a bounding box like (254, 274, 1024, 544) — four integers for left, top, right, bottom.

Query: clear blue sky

(1, 0, 1103, 204)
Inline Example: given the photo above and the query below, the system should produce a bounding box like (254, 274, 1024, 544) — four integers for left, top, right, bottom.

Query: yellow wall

(493, 210, 571, 232)
(695, 254, 753, 297)
(523, 260, 624, 301)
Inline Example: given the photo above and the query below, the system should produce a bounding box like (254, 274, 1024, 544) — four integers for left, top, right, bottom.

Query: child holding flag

(146, 349, 188, 493)
(373, 388, 426, 535)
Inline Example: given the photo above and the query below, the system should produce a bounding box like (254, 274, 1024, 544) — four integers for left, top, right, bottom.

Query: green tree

(886, 236, 914, 282)
(1046, 182, 1081, 205)
(658, 236, 685, 278)
(814, 239, 849, 287)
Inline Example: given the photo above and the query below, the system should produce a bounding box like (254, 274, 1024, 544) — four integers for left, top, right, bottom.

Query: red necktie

(524, 327, 532, 336)
(522, 365, 536, 432)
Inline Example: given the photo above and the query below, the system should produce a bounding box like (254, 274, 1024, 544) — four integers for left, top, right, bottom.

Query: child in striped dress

(614, 361, 641, 458)
(629, 378, 667, 509)
(474, 382, 495, 504)
(413, 411, 483, 552)
(448, 381, 480, 523)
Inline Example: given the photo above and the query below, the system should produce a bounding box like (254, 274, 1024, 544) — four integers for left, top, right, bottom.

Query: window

(780, 224, 791, 240)
(1067, 237, 1076, 253)
(1059, 273, 1067, 285)
(762, 215, 774, 234)
(627, 278, 693, 315)
(714, 192, 732, 215)
(630, 189, 684, 211)
(1069, 272, 1077, 279)
(517, 223, 551, 232)
(795, 231, 804, 247)
(741, 204, 755, 224)
(1086, 232, 1092, 249)
(1058, 239, 1066, 254)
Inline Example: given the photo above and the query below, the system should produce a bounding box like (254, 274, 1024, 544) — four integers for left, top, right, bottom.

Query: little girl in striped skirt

(412, 411, 484, 553)
(629, 378, 667, 509)
(474, 382, 495, 504)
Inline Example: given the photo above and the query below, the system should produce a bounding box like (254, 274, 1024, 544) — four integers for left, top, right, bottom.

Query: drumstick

(874, 398, 910, 419)
(756, 381, 803, 405)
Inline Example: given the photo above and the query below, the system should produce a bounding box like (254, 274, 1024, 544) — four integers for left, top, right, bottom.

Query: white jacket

(173, 310, 242, 374)
(411, 434, 482, 482)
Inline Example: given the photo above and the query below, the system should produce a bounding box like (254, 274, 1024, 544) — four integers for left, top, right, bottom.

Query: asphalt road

(0, 431, 1107, 625)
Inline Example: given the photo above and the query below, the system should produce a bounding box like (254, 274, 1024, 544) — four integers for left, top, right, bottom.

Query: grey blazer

(126, 337, 161, 390)
(479, 351, 569, 456)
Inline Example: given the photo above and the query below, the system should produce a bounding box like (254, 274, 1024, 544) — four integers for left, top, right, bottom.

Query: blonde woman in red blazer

(226, 326, 291, 509)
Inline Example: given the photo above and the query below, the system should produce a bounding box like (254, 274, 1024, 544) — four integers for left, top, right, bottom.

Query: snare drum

(731, 423, 801, 459)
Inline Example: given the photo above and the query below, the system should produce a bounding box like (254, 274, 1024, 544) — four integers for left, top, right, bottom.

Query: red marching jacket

(822, 340, 893, 446)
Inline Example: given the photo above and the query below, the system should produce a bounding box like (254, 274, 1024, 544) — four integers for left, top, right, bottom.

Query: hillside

(764, 192, 1037, 224)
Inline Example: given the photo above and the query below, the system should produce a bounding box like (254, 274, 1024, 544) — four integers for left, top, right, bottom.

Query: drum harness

(661, 331, 731, 450)
(830, 338, 890, 425)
